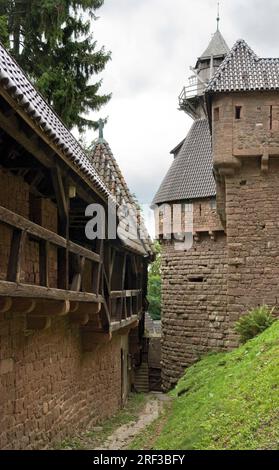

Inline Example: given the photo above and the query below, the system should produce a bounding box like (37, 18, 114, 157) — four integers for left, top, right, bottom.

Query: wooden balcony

(0, 204, 144, 339)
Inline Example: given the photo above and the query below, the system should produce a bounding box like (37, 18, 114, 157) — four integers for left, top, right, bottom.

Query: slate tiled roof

(200, 30, 230, 60)
(152, 119, 215, 205)
(91, 139, 155, 256)
(206, 39, 279, 93)
(0, 42, 111, 200)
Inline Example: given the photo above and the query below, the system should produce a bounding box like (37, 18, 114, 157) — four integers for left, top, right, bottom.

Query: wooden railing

(0, 204, 101, 298)
(109, 289, 142, 322)
(0, 205, 144, 333)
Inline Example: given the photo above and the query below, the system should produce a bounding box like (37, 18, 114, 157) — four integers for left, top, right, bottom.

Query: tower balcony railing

(179, 81, 206, 107)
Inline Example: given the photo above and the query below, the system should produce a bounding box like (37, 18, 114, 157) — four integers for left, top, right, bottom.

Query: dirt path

(93, 393, 166, 450)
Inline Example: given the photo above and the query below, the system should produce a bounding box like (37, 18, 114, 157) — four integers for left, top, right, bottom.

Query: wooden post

(7, 229, 27, 282)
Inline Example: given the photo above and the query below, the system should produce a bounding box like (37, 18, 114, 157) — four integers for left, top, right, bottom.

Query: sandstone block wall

(0, 314, 127, 449)
(161, 232, 228, 390)
(225, 157, 279, 347)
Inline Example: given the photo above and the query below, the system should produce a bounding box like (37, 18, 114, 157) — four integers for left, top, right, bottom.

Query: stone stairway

(134, 362, 149, 393)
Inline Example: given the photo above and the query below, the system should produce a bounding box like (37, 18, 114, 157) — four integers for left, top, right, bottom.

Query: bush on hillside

(235, 305, 275, 343)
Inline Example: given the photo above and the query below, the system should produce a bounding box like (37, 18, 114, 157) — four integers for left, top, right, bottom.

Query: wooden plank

(7, 229, 27, 283)
(110, 289, 141, 298)
(0, 281, 104, 303)
(0, 205, 100, 263)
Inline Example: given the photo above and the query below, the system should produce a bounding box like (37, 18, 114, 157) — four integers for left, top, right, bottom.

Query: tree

(148, 240, 162, 320)
(0, 1, 111, 132)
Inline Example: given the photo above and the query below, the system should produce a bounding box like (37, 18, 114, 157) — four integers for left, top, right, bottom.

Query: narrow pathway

(93, 393, 166, 450)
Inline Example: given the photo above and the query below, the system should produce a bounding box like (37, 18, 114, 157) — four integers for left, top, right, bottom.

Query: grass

(57, 392, 147, 450)
(131, 321, 279, 450)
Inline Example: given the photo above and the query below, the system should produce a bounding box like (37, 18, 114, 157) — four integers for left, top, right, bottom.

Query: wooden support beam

(25, 316, 52, 331)
(0, 281, 103, 303)
(92, 240, 103, 296)
(71, 255, 85, 292)
(0, 107, 53, 169)
(0, 297, 12, 313)
(51, 166, 68, 229)
(7, 229, 27, 282)
(28, 299, 70, 316)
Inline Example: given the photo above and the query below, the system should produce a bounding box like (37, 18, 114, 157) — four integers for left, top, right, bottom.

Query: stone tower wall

(211, 90, 279, 348)
(160, 200, 228, 391)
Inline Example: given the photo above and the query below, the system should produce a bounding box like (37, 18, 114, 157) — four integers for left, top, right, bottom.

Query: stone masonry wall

(0, 314, 126, 449)
(0, 169, 131, 449)
(161, 232, 227, 391)
(225, 157, 279, 347)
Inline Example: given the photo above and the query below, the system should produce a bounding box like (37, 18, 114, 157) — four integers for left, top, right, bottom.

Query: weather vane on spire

(217, 2, 220, 31)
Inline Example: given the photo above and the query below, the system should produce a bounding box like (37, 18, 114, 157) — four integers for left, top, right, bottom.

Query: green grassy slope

(133, 321, 279, 450)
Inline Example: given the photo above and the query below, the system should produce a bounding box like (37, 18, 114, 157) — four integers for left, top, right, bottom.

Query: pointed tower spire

(216, 2, 220, 31)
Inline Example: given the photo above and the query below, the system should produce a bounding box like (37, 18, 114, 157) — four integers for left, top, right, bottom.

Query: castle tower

(206, 39, 279, 348)
(152, 25, 229, 391)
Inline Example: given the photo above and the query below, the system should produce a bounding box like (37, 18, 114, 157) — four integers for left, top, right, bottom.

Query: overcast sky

(85, 0, 279, 235)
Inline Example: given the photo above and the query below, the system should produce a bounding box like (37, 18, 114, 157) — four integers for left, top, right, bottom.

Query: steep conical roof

(152, 119, 215, 205)
(90, 137, 154, 256)
(200, 30, 230, 59)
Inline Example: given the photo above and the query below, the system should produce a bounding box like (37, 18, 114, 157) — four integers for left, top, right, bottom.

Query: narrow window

(199, 204, 202, 216)
(235, 106, 242, 120)
(214, 107, 220, 122)
(188, 276, 205, 283)
(270, 105, 273, 130)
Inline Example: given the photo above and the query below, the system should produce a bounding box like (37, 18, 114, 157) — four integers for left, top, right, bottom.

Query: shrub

(235, 305, 275, 343)
(147, 274, 161, 320)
